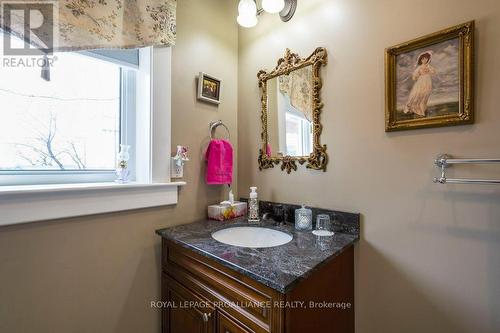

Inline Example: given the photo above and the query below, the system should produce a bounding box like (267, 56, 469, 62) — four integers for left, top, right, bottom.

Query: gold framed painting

(385, 21, 474, 131)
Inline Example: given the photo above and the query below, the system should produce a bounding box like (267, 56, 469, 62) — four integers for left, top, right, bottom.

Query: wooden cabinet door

(163, 276, 215, 333)
(217, 311, 253, 333)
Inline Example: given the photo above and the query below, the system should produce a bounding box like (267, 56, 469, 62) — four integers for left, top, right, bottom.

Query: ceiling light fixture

(236, 0, 258, 28)
(262, 0, 285, 14)
(237, 0, 297, 28)
(237, 0, 258, 28)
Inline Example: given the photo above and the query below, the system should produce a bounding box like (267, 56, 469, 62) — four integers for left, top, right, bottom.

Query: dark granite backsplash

(241, 198, 360, 236)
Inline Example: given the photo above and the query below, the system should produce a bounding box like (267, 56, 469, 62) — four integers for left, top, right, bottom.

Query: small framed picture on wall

(197, 72, 222, 105)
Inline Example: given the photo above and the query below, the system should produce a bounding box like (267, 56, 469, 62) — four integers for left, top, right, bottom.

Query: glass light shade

(262, 0, 285, 13)
(238, 0, 257, 16)
(237, 14, 258, 28)
(237, 0, 258, 28)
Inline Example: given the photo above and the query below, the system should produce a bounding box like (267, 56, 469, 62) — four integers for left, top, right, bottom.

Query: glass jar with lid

(295, 204, 312, 231)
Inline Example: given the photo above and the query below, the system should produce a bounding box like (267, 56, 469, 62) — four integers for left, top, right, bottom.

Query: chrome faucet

(262, 205, 286, 226)
(262, 212, 273, 221)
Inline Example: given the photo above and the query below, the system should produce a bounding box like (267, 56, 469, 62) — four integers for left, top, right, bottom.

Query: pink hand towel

(205, 139, 233, 185)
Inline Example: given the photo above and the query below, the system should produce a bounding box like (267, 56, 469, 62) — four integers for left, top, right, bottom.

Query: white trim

(152, 47, 172, 182)
(135, 47, 153, 183)
(121, 68, 137, 180)
(0, 182, 185, 226)
(0, 170, 116, 186)
(0, 181, 185, 195)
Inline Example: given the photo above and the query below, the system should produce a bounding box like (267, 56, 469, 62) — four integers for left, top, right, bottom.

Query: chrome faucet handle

(262, 212, 273, 221)
(273, 204, 286, 226)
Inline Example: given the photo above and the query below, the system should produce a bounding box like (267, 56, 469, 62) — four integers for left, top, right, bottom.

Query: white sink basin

(212, 226, 292, 248)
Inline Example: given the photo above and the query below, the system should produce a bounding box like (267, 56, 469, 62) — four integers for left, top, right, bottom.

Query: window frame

(0, 51, 139, 186)
(0, 47, 182, 227)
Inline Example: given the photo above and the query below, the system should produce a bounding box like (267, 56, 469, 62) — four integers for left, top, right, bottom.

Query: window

(285, 111, 312, 157)
(276, 88, 313, 157)
(0, 32, 140, 186)
(0, 43, 181, 226)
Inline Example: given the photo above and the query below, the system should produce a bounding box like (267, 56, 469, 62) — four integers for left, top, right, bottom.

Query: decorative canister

(295, 204, 312, 231)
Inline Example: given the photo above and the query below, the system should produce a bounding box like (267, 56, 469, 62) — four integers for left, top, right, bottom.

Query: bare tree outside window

(14, 113, 87, 170)
(0, 32, 121, 172)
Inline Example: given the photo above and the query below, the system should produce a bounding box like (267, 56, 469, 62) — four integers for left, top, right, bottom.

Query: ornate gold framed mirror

(257, 47, 327, 174)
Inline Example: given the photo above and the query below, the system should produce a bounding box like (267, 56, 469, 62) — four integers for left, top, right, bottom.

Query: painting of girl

(403, 51, 436, 116)
(385, 21, 474, 131)
(395, 38, 460, 121)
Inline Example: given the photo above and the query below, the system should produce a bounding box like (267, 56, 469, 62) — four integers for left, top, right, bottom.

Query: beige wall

(0, 0, 238, 332)
(238, 1, 500, 332)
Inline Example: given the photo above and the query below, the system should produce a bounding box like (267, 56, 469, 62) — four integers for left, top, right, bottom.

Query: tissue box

(208, 202, 247, 221)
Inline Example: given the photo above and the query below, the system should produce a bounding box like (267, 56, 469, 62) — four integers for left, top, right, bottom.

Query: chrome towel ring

(209, 120, 230, 140)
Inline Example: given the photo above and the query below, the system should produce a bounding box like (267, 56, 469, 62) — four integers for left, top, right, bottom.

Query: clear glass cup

(312, 214, 334, 236)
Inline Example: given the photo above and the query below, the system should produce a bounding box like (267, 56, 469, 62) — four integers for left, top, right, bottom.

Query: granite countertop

(156, 214, 359, 293)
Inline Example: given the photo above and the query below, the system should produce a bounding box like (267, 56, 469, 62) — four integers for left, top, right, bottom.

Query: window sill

(0, 181, 186, 227)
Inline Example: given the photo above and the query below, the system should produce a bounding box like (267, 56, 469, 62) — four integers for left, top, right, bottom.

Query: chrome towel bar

(433, 154, 500, 185)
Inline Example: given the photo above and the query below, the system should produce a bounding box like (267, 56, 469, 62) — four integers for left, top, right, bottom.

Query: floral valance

(1, 0, 176, 52)
(278, 66, 313, 122)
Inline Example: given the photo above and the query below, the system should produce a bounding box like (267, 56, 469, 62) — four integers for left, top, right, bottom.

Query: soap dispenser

(248, 187, 260, 223)
(295, 204, 312, 230)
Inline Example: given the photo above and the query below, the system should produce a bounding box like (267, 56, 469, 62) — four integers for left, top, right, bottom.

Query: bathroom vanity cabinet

(161, 238, 355, 333)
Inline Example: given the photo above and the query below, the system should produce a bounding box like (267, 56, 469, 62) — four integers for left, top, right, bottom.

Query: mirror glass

(266, 65, 313, 157)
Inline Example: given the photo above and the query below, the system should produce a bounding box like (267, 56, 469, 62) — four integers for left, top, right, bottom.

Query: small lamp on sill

(115, 144, 131, 183)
